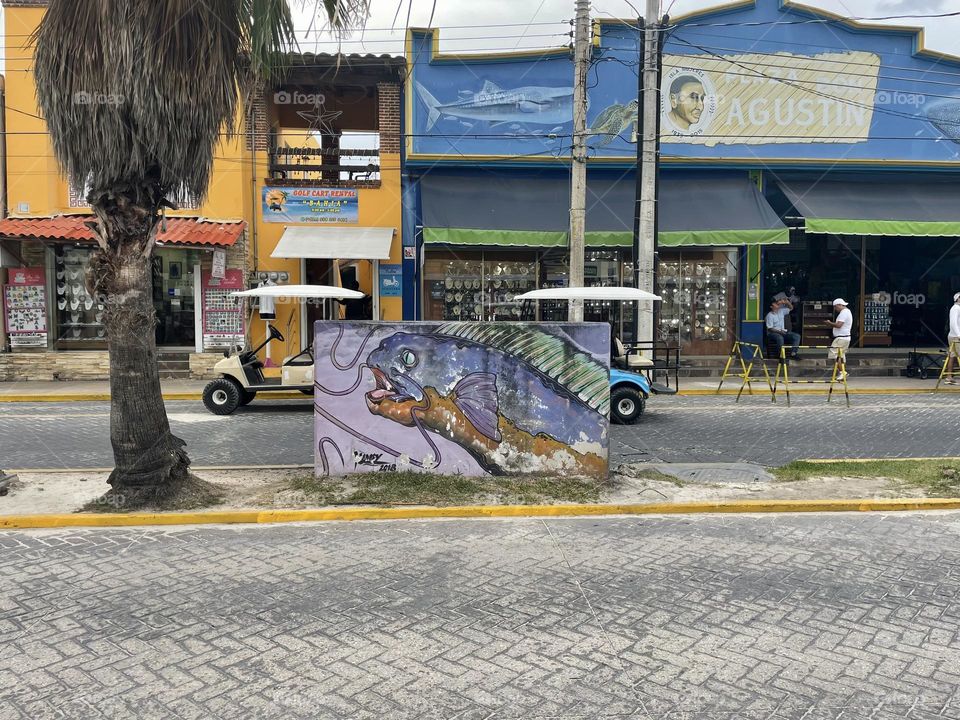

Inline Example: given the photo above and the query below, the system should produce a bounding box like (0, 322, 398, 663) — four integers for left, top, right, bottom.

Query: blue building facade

(403, 0, 960, 355)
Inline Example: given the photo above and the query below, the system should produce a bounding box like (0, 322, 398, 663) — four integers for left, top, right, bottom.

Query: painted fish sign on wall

(415, 80, 573, 131)
(314, 322, 610, 479)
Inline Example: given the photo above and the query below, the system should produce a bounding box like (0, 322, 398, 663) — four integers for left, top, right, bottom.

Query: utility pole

(634, 0, 662, 346)
(569, 0, 590, 322)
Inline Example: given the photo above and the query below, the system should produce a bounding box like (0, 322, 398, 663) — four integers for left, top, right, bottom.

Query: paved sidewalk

(0, 376, 951, 401)
(3, 514, 960, 719)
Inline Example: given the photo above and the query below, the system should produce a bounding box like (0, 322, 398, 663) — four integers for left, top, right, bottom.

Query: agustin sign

(406, 0, 960, 166)
(659, 51, 880, 147)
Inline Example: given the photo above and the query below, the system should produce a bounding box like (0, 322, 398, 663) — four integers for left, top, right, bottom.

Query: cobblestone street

(3, 394, 960, 469)
(2, 513, 960, 719)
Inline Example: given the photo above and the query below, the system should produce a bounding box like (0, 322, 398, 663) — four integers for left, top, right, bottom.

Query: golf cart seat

(613, 337, 654, 370)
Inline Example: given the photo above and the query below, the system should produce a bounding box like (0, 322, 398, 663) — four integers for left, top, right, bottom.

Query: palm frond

(33, 0, 367, 205)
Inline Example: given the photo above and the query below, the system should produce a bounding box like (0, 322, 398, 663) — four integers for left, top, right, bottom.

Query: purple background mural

(314, 322, 610, 479)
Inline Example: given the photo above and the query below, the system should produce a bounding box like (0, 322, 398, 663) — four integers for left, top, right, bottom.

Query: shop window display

(657, 250, 737, 355)
(423, 252, 535, 321)
(54, 246, 105, 347)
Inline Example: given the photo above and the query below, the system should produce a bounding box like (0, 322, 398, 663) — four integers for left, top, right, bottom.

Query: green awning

(424, 228, 788, 249)
(422, 227, 566, 247)
(779, 179, 960, 237)
(421, 172, 788, 248)
(584, 229, 788, 247)
(805, 218, 960, 237)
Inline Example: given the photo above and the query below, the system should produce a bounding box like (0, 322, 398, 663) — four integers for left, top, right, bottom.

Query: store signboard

(4, 266, 47, 348)
(407, 4, 960, 165)
(211, 249, 227, 279)
(379, 264, 402, 297)
(8, 267, 45, 285)
(262, 187, 359, 224)
(201, 269, 244, 348)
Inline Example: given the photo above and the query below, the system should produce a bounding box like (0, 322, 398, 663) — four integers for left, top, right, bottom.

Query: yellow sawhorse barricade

(716, 342, 776, 402)
(773, 345, 850, 407)
(935, 340, 960, 390)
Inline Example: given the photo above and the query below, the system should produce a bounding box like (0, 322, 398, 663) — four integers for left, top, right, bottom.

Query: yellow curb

(0, 392, 309, 403)
(3, 498, 960, 530)
(801, 457, 960, 464)
(679, 388, 939, 396)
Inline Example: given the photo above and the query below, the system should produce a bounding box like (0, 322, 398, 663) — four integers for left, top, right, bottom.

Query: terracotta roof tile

(0, 215, 245, 247)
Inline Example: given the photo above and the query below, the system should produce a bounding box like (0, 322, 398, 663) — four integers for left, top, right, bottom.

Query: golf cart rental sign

(262, 187, 359, 224)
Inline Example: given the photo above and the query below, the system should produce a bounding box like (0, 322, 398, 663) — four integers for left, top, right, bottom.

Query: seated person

(765, 298, 800, 359)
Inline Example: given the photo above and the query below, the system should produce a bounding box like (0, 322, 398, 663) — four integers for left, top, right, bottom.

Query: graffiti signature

(352, 451, 397, 472)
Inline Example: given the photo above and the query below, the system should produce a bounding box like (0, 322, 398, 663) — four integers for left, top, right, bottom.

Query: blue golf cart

(515, 287, 677, 423)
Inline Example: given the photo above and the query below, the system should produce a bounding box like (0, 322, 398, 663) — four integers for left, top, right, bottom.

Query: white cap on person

(832, 298, 848, 307)
(954, 292, 960, 302)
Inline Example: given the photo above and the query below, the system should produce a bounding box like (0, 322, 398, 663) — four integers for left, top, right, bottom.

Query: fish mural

(313, 322, 610, 479)
(415, 80, 573, 130)
(925, 98, 960, 144)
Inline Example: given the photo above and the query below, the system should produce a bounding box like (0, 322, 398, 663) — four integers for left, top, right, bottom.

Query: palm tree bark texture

(32, 0, 365, 496)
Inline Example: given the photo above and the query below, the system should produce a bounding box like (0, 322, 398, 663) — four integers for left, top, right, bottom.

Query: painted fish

(416, 80, 573, 131)
(363, 325, 609, 475)
(925, 98, 960, 142)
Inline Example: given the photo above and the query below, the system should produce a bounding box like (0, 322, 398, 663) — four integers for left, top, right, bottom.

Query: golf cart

(515, 286, 677, 424)
(201, 284, 363, 415)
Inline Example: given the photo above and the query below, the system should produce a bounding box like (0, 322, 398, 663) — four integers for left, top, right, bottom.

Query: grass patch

(773, 459, 960, 497)
(619, 468, 687, 487)
(285, 470, 604, 507)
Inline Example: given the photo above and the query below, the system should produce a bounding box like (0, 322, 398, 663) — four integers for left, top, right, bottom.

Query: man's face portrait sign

(663, 69, 716, 135)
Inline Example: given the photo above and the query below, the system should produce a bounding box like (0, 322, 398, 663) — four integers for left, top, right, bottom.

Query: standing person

(765, 298, 800, 359)
(944, 292, 960, 385)
(825, 298, 853, 380)
(340, 279, 372, 321)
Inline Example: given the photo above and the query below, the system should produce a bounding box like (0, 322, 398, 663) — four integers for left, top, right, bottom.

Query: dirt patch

(0, 465, 950, 517)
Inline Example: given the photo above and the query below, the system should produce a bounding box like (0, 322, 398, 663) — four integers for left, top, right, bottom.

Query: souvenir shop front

(761, 176, 960, 349)
(404, 1, 960, 355)
(416, 170, 786, 355)
(0, 217, 246, 377)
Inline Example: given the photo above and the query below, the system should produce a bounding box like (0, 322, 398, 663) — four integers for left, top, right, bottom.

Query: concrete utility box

(313, 322, 610, 479)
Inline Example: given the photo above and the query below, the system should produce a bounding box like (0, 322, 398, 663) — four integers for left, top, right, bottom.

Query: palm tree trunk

(88, 186, 191, 495)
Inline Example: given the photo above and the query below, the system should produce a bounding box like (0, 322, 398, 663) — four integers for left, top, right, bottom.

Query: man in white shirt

(826, 298, 853, 380)
(765, 298, 800, 359)
(945, 292, 960, 385)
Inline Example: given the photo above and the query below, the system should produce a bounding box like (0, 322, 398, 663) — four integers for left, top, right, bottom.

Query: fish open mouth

(366, 368, 397, 404)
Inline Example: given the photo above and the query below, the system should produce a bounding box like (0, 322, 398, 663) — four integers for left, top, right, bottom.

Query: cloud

(878, 0, 947, 11)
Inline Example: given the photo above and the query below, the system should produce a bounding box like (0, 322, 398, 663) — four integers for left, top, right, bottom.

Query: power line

(660, 37, 960, 85)
(670, 36, 960, 129)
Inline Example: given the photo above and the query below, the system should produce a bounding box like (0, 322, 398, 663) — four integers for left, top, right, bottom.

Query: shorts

(828, 336, 851, 361)
(949, 336, 960, 358)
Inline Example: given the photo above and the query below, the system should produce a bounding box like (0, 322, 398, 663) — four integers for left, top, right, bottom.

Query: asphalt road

(3, 394, 960, 470)
(2, 513, 960, 719)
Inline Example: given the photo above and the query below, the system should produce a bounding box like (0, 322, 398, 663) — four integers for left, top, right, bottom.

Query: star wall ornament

(296, 98, 343, 137)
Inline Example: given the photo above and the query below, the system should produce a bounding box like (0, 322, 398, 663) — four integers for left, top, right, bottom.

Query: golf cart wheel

(905, 367, 918, 378)
(203, 378, 242, 415)
(611, 387, 645, 424)
(920, 369, 931, 380)
(238, 389, 257, 406)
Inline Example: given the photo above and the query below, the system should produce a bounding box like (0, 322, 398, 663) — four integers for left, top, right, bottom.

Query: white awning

(232, 284, 363, 299)
(515, 287, 661, 302)
(271, 226, 394, 260)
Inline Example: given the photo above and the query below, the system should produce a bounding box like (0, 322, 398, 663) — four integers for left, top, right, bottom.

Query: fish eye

(400, 349, 417, 368)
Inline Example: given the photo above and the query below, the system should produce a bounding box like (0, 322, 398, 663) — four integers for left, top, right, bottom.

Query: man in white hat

(825, 298, 852, 379)
(945, 292, 960, 385)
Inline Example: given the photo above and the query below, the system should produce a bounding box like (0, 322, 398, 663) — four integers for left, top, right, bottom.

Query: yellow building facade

(0, 0, 404, 379)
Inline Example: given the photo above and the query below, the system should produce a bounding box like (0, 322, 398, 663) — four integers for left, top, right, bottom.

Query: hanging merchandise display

(53, 246, 105, 346)
(201, 269, 244, 349)
(4, 267, 47, 348)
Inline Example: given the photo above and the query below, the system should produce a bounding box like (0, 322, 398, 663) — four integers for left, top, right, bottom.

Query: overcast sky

(290, 0, 960, 57)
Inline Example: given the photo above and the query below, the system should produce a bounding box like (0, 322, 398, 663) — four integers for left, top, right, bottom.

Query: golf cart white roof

(231, 284, 364, 299)
(515, 286, 661, 302)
